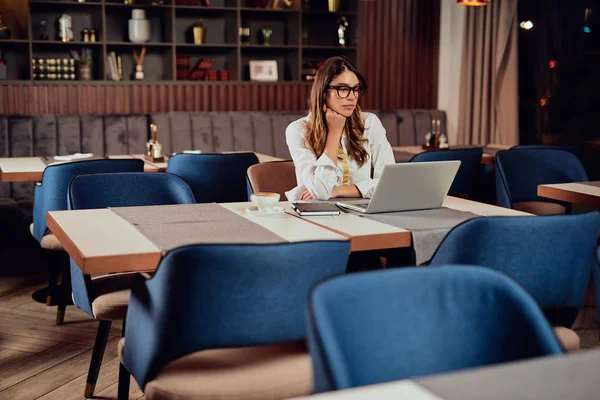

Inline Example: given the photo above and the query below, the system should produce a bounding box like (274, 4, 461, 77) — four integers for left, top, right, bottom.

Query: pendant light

(457, 0, 489, 6)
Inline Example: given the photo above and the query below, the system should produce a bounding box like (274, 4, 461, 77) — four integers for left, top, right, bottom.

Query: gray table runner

(357, 207, 478, 265)
(580, 181, 600, 188)
(111, 203, 286, 252)
(417, 350, 600, 400)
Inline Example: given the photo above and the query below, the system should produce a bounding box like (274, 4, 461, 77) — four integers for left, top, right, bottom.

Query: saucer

(245, 206, 285, 217)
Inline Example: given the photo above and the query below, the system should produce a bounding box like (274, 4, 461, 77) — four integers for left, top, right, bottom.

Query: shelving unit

(0, 0, 359, 83)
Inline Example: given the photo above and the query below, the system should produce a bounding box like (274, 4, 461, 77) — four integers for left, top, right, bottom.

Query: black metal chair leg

(55, 267, 71, 325)
(117, 321, 130, 400)
(84, 320, 112, 398)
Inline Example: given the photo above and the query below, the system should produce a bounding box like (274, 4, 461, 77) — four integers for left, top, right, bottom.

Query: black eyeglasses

(327, 84, 366, 98)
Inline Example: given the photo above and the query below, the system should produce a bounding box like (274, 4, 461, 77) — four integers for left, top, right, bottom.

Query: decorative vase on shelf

(58, 14, 73, 43)
(129, 9, 150, 43)
(328, 0, 340, 12)
(192, 21, 205, 45)
(37, 19, 49, 41)
(261, 28, 272, 46)
(78, 64, 91, 81)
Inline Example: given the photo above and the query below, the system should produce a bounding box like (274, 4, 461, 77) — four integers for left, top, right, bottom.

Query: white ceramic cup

(250, 192, 280, 212)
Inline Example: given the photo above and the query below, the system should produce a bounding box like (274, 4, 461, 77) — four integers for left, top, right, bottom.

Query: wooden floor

(0, 275, 144, 400)
(1, 274, 599, 400)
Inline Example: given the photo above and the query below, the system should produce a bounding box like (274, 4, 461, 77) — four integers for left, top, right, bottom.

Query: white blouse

(285, 112, 396, 201)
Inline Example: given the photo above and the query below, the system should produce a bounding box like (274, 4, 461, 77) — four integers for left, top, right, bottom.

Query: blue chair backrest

(495, 149, 588, 208)
(308, 266, 563, 392)
(410, 148, 483, 197)
(511, 144, 580, 156)
(33, 159, 145, 243)
(68, 172, 196, 209)
(166, 153, 259, 203)
(67, 172, 197, 317)
(122, 241, 350, 389)
(429, 213, 600, 327)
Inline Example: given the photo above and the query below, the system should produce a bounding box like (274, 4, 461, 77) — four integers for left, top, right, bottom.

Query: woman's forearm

(323, 135, 341, 164)
(331, 185, 361, 199)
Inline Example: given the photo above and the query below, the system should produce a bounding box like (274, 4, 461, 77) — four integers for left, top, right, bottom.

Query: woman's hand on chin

(331, 185, 361, 199)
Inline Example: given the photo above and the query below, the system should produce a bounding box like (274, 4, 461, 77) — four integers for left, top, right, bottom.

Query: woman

(285, 56, 395, 201)
(286, 57, 406, 272)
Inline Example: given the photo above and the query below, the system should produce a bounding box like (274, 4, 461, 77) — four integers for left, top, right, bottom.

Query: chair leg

(117, 321, 130, 400)
(55, 268, 71, 325)
(117, 362, 131, 400)
(84, 320, 112, 398)
(46, 270, 59, 305)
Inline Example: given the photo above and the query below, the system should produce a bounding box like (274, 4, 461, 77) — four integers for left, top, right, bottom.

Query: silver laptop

(336, 161, 461, 213)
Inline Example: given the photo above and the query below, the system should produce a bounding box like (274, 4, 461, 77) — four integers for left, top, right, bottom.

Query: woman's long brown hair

(305, 56, 369, 167)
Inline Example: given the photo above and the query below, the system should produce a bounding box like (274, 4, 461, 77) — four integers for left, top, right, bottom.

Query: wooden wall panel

(0, 0, 440, 115)
(360, 0, 441, 110)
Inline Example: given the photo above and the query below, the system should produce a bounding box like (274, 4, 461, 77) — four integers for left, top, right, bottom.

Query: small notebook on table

(291, 202, 341, 216)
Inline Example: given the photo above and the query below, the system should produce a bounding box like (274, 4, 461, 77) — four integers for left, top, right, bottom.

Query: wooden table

(287, 197, 530, 252)
(292, 349, 600, 399)
(538, 182, 600, 209)
(280, 202, 412, 252)
(48, 197, 529, 275)
(392, 146, 496, 165)
(0, 155, 159, 182)
(47, 203, 346, 275)
(0, 152, 284, 182)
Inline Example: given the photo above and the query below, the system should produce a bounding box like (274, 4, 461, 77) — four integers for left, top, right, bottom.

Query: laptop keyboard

(355, 202, 370, 208)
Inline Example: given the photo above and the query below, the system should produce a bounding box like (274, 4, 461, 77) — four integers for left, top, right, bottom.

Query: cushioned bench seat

(0, 109, 446, 204)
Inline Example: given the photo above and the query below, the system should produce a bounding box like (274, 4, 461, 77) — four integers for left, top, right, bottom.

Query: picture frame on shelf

(249, 60, 278, 82)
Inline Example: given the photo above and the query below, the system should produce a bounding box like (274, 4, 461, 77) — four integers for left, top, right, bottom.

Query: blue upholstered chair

(511, 144, 580, 156)
(495, 149, 588, 215)
(67, 172, 196, 398)
(32, 159, 145, 324)
(33, 159, 145, 243)
(429, 213, 600, 351)
(410, 148, 483, 198)
(118, 241, 350, 400)
(166, 152, 259, 203)
(308, 266, 563, 393)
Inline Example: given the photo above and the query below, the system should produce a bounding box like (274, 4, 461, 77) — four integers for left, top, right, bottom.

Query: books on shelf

(176, 55, 191, 80)
(106, 52, 122, 81)
(189, 58, 214, 80)
(177, 55, 229, 81)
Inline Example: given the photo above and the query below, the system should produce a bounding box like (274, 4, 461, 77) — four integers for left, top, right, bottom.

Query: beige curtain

(457, 0, 519, 146)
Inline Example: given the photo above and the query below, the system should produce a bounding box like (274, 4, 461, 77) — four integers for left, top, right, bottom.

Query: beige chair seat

(513, 201, 566, 216)
(553, 326, 580, 352)
(89, 273, 137, 320)
(118, 339, 311, 400)
(30, 223, 65, 251)
(41, 234, 65, 251)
